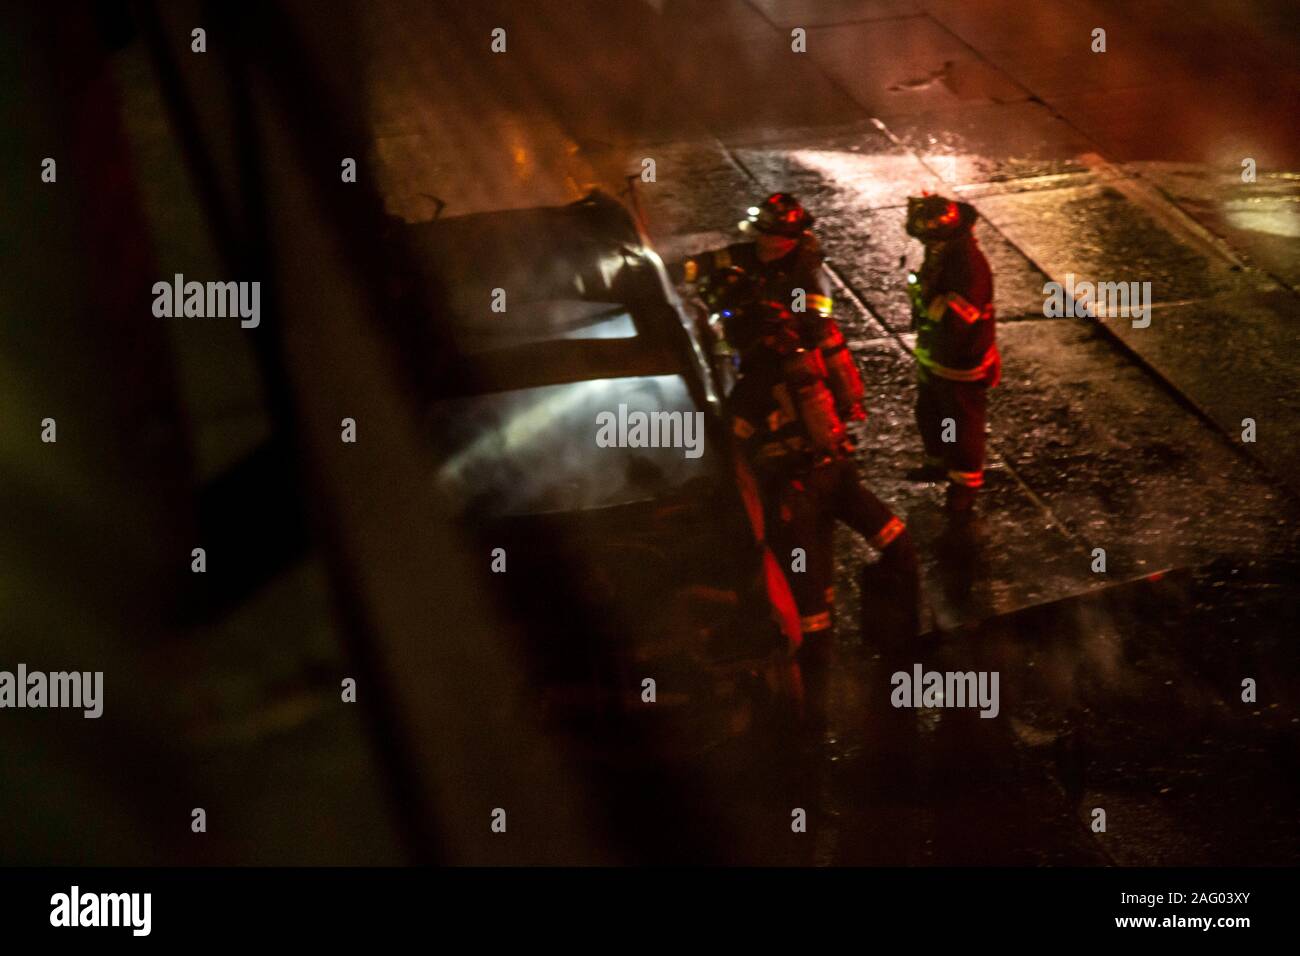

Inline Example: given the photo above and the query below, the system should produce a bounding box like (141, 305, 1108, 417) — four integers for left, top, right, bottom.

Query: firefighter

(726, 300, 919, 717)
(903, 194, 1001, 513)
(674, 194, 867, 424)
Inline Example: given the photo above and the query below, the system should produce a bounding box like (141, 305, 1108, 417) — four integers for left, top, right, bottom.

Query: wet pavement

(349, 0, 1300, 864)
(10, 0, 1291, 865)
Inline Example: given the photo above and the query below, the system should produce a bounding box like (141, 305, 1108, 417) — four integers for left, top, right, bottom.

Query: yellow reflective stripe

(800, 611, 833, 633)
(948, 470, 984, 488)
(870, 516, 906, 550)
(732, 417, 755, 439)
(807, 293, 833, 316)
(914, 345, 999, 382)
(683, 259, 698, 283)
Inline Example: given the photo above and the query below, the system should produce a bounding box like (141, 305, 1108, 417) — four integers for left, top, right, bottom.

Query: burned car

(385, 191, 799, 752)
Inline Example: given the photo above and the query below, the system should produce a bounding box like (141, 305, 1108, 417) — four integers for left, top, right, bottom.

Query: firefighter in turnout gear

(726, 299, 919, 720)
(675, 193, 867, 423)
(904, 194, 1001, 513)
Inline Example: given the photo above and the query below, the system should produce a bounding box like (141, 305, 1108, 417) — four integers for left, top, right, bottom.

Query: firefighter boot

(945, 481, 978, 515)
(796, 626, 834, 734)
(860, 530, 921, 655)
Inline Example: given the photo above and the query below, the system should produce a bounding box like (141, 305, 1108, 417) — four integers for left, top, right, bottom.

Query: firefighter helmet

(905, 193, 977, 240)
(740, 192, 813, 238)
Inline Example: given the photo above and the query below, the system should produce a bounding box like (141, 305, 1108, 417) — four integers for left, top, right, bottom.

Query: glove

(843, 407, 868, 456)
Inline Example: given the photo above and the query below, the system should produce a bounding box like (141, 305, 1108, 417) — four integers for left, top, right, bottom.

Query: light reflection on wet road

(367, 0, 1300, 863)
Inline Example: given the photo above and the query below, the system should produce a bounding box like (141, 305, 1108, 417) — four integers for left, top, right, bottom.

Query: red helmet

(905, 193, 977, 240)
(740, 193, 813, 238)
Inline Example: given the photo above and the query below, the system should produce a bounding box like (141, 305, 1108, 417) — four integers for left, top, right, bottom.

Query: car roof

(385, 191, 711, 400)
(393, 190, 646, 314)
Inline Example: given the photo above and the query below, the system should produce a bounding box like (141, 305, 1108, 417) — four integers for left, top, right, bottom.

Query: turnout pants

(763, 458, 917, 646)
(916, 369, 988, 493)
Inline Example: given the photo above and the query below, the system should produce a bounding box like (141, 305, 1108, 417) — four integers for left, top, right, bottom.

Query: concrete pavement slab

(749, 0, 923, 29)
(835, 312, 1297, 634)
(840, 336, 1099, 632)
(976, 44, 1175, 100)
(1098, 290, 1300, 494)
(993, 319, 1298, 569)
(1044, 82, 1300, 167)
(922, 0, 1146, 59)
(805, 16, 1028, 118)
(631, 139, 758, 242)
(877, 99, 1100, 185)
(1133, 162, 1300, 288)
(723, 119, 942, 210)
(975, 180, 1270, 304)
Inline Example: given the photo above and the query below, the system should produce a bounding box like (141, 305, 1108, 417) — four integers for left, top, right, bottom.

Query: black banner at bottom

(0, 867, 1283, 942)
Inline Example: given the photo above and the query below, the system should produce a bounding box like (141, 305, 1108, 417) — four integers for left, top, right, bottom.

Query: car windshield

(429, 372, 714, 517)
(454, 299, 637, 355)
(427, 298, 716, 517)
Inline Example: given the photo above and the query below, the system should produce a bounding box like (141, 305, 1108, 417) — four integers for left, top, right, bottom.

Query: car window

(453, 299, 637, 356)
(428, 374, 716, 517)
